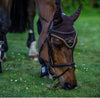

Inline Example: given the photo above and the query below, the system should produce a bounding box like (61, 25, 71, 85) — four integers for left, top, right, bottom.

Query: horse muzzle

(63, 82, 77, 90)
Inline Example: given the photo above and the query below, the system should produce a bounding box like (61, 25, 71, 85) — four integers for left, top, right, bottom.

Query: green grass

(0, 8, 100, 97)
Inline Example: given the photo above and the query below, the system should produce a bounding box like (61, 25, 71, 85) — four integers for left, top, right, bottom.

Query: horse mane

(9, 0, 28, 33)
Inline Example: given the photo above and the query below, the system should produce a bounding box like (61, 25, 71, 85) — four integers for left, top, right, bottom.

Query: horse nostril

(64, 82, 72, 89)
(64, 82, 77, 90)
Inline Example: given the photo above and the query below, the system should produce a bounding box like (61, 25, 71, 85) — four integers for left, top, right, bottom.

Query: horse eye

(53, 43, 62, 50)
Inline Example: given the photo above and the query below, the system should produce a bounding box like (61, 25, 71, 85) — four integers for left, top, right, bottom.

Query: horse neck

(36, 0, 56, 51)
(36, 0, 56, 26)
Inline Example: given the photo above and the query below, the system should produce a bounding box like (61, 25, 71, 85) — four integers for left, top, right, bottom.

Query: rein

(39, 21, 76, 80)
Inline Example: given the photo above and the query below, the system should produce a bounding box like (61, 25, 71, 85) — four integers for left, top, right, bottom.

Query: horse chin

(58, 77, 66, 88)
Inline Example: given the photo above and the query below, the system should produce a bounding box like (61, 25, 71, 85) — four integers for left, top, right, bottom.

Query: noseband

(39, 21, 77, 80)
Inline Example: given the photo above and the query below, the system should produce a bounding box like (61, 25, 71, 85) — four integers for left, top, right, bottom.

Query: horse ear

(70, 4, 83, 22)
(53, 7, 63, 25)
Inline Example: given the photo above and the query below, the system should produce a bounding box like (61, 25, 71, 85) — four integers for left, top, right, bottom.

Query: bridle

(39, 21, 77, 80)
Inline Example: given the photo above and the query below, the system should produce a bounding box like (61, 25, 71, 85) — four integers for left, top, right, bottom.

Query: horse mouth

(53, 79, 77, 90)
(63, 83, 77, 90)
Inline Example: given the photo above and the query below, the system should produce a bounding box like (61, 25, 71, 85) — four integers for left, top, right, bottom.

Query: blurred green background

(62, 0, 100, 16)
(62, 0, 100, 9)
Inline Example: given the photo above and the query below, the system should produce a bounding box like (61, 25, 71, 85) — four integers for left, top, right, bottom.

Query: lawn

(0, 8, 100, 97)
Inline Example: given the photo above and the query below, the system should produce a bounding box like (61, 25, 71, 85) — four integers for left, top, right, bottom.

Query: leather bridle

(39, 21, 77, 80)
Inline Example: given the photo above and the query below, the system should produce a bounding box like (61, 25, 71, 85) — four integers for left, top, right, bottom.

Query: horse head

(0, 0, 12, 33)
(39, 5, 82, 90)
(49, 5, 82, 89)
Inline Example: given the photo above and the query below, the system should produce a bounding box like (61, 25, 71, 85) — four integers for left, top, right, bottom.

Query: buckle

(40, 63, 49, 77)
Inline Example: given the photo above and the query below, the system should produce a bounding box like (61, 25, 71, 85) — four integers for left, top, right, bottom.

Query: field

(0, 7, 100, 97)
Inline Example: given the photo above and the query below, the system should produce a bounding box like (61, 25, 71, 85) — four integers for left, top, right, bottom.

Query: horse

(0, 0, 39, 73)
(0, 0, 12, 73)
(36, 0, 82, 89)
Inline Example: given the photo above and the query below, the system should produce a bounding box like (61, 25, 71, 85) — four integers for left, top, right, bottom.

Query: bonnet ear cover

(70, 4, 83, 22)
(53, 7, 63, 26)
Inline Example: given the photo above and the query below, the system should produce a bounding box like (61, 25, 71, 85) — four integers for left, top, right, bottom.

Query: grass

(0, 8, 100, 97)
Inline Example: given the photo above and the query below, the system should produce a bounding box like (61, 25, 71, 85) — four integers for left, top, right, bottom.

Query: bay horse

(36, 0, 82, 89)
